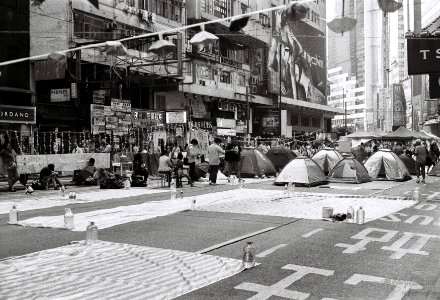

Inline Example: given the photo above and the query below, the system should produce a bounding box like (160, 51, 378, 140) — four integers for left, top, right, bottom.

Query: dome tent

(328, 157, 371, 183)
(311, 148, 344, 175)
(238, 148, 277, 178)
(265, 146, 297, 172)
(364, 149, 411, 181)
(274, 156, 328, 187)
(399, 154, 416, 175)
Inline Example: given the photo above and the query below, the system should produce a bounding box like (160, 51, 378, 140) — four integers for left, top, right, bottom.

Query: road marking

(344, 274, 422, 300)
(382, 232, 440, 259)
(427, 192, 440, 200)
(414, 203, 438, 211)
(379, 212, 408, 222)
(234, 264, 334, 300)
(197, 227, 276, 254)
(302, 228, 324, 238)
(335, 228, 398, 254)
(256, 244, 287, 258)
(404, 215, 434, 225)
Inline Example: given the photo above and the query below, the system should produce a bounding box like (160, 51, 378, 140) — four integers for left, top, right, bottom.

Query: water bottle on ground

(284, 183, 290, 196)
(239, 179, 245, 189)
(413, 187, 420, 201)
(124, 178, 131, 189)
(230, 175, 236, 185)
(179, 191, 184, 199)
(59, 186, 66, 198)
(170, 178, 177, 199)
(289, 182, 295, 194)
(86, 221, 99, 242)
(191, 198, 196, 210)
(64, 208, 74, 230)
(356, 207, 365, 224)
(347, 206, 355, 223)
(69, 192, 76, 202)
(242, 241, 256, 269)
(9, 205, 18, 225)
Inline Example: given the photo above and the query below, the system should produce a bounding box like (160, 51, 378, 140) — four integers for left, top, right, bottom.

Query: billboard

(268, 8, 326, 105)
(391, 84, 406, 127)
(407, 38, 440, 75)
(429, 73, 440, 99)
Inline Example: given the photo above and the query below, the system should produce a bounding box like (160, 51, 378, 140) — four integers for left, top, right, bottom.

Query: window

(259, 13, 270, 28)
(155, 95, 166, 110)
(127, 0, 135, 6)
(311, 117, 320, 128)
(301, 116, 310, 127)
(291, 115, 299, 126)
(241, 3, 247, 15)
(220, 71, 231, 84)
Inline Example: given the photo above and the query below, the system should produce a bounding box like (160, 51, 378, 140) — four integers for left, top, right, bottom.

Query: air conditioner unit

(199, 80, 206, 86)
(250, 85, 257, 94)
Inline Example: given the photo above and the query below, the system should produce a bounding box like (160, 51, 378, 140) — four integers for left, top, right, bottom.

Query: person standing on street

(224, 138, 242, 182)
(187, 139, 201, 182)
(413, 139, 427, 183)
(208, 137, 225, 185)
(0, 142, 19, 192)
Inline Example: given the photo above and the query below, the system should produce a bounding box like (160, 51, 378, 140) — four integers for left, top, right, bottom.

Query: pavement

(1, 174, 440, 299)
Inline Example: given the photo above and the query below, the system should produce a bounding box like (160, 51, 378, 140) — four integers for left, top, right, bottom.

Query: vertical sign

(392, 84, 406, 127)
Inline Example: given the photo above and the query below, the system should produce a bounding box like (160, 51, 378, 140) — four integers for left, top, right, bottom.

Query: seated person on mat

(39, 163, 63, 190)
(93, 168, 124, 189)
(158, 150, 173, 187)
(131, 153, 149, 187)
(75, 158, 98, 186)
(174, 152, 194, 188)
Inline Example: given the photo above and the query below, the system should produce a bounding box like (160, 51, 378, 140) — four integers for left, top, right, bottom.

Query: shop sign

(175, 126, 184, 137)
(166, 111, 187, 124)
(71, 83, 77, 99)
(111, 98, 131, 112)
(217, 128, 236, 136)
(391, 83, 406, 127)
(50, 88, 70, 102)
(191, 118, 213, 130)
(93, 90, 106, 104)
(132, 109, 165, 128)
(407, 38, 440, 75)
(0, 105, 36, 124)
(216, 118, 236, 129)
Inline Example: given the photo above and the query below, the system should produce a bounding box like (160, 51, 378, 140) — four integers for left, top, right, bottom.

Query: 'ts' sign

(407, 38, 440, 75)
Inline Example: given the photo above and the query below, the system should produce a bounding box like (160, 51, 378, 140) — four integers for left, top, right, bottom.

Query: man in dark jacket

(40, 163, 63, 189)
(224, 138, 242, 181)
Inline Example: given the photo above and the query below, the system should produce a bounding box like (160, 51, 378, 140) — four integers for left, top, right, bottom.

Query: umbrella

(377, 0, 402, 13)
(102, 41, 128, 56)
(229, 15, 249, 32)
(382, 126, 420, 140)
(285, 2, 310, 21)
(189, 25, 219, 47)
(327, 17, 357, 35)
(149, 34, 176, 56)
(327, 0, 356, 35)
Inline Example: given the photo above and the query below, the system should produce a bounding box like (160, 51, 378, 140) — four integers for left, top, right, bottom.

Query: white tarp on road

(16, 189, 416, 230)
(0, 241, 244, 300)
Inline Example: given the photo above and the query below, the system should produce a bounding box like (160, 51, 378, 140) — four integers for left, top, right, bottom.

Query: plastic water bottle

(59, 186, 66, 198)
(230, 175, 236, 185)
(347, 206, 355, 223)
(69, 192, 76, 202)
(64, 208, 74, 230)
(242, 241, 256, 269)
(191, 198, 196, 210)
(124, 178, 131, 189)
(86, 221, 99, 242)
(239, 179, 245, 189)
(284, 183, 290, 196)
(356, 207, 365, 224)
(289, 182, 295, 194)
(413, 187, 420, 201)
(9, 205, 18, 225)
(179, 191, 184, 199)
(170, 178, 177, 199)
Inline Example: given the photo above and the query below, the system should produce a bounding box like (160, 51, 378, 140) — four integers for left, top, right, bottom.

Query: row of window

(291, 115, 321, 128)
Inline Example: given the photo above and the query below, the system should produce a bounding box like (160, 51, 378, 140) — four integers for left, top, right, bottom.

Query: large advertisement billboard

(268, 9, 326, 105)
(391, 84, 406, 127)
(407, 38, 440, 75)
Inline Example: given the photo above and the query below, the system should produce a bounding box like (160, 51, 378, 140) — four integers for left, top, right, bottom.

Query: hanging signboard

(165, 111, 187, 124)
(217, 128, 236, 136)
(50, 88, 70, 102)
(0, 105, 36, 124)
(93, 90, 107, 104)
(391, 84, 406, 127)
(111, 98, 131, 112)
(407, 38, 440, 75)
(132, 109, 165, 128)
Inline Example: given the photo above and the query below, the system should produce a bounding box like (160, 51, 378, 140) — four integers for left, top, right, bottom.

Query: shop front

(0, 105, 36, 154)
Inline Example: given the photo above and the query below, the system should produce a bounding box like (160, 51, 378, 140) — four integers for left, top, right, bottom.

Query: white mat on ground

(0, 188, 166, 214)
(17, 189, 416, 230)
(0, 241, 244, 300)
(199, 172, 275, 185)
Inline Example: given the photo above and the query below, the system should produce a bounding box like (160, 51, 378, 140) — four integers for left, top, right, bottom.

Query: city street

(1, 175, 440, 299)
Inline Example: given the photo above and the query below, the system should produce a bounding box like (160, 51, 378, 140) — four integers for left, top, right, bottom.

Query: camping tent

(239, 148, 277, 178)
(382, 126, 420, 140)
(274, 156, 328, 186)
(311, 148, 344, 175)
(364, 149, 411, 181)
(328, 158, 371, 183)
(429, 163, 440, 176)
(398, 154, 416, 175)
(421, 130, 439, 140)
(266, 146, 297, 172)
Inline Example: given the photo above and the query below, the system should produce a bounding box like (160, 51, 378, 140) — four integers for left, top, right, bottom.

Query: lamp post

(343, 87, 347, 133)
(279, 43, 289, 138)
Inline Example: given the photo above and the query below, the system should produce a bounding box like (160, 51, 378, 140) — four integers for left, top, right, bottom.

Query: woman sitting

(158, 150, 173, 187)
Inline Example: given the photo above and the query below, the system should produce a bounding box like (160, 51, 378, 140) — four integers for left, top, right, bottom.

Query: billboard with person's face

(268, 8, 327, 105)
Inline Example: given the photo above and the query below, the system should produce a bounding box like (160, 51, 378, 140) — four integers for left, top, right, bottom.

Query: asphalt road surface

(1, 175, 440, 300)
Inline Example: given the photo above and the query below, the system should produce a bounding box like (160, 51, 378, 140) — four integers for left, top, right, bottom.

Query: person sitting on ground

(174, 152, 194, 187)
(39, 163, 63, 190)
(93, 168, 124, 189)
(158, 150, 173, 187)
(75, 158, 97, 186)
(131, 153, 149, 187)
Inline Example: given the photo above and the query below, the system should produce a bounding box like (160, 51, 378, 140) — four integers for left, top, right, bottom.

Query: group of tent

(233, 146, 423, 187)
